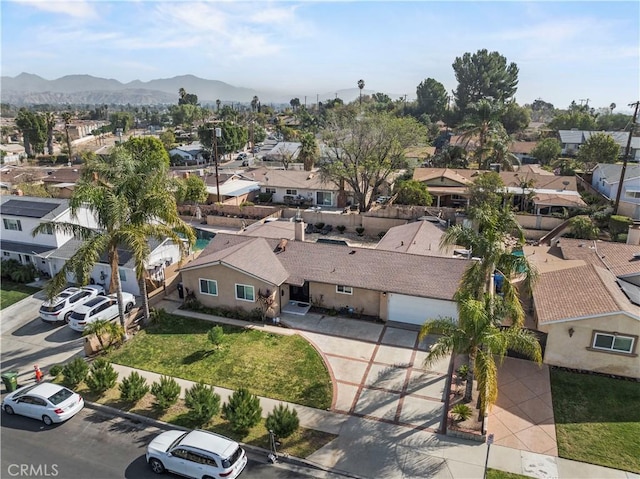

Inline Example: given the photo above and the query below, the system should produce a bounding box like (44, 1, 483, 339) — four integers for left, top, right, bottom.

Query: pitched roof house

(591, 163, 640, 220)
(179, 229, 470, 326)
(532, 238, 640, 378)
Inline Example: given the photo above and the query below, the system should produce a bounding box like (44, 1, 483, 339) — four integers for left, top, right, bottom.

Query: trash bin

(177, 282, 184, 299)
(1, 371, 19, 392)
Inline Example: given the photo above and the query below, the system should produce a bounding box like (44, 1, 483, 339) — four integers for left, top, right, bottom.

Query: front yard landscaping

(0, 281, 40, 309)
(106, 313, 333, 410)
(550, 368, 640, 473)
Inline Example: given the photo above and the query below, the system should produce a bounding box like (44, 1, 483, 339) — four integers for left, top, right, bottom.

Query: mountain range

(0, 73, 380, 106)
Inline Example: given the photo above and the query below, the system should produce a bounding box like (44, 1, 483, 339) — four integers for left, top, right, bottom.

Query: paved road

(0, 407, 332, 479)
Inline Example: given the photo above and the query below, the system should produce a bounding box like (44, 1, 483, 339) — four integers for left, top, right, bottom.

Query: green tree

(82, 319, 124, 352)
(62, 357, 89, 388)
(207, 325, 225, 350)
(531, 138, 562, 166)
(265, 404, 299, 440)
(44, 112, 56, 155)
(416, 78, 448, 122)
(109, 112, 133, 133)
(429, 146, 468, 168)
(452, 49, 519, 114)
(500, 102, 530, 134)
(320, 110, 427, 212)
(178, 88, 198, 106)
(547, 111, 597, 131)
(122, 136, 170, 168)
(357, 79, 365, 106)
(198, 121, 247, 159)
(61, 111, 74, 159)
(159, 129, 177, 150)
(222, 388, 263, 435)
(419, 295, 542, 410)
(568, 215, 599, 239)
(299, 132, 318, 171)
(119, 371, 150, 403)
(177, 174, 208, 205)
(596, 113, 632, 131)
(459, 100, 511, 170)
(577, 132, 620, 169)
(151, 376, 181, 410)
(394, 180, 432, 206)
(290, 98, 301, 112)
(85, 358, 118, 394)
(16, 108, 47, 157)
(185, 382, 221, 425)
(251, 95, 260, 113)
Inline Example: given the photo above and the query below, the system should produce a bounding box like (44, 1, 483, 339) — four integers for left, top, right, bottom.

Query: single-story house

(169, 143, 207, 165)
(179, 226, 470, 326)
(591, 163, 640, 220)
(558, 130, 640, 160)
(509, 141, 538, 164)
(532, 238, 640, 378)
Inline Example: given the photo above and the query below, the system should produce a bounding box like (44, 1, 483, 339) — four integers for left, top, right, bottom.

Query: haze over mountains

(0, 73, 380, 106)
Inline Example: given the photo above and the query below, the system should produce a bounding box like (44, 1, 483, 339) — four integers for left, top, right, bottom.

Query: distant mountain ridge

(1, 73, 390, 106)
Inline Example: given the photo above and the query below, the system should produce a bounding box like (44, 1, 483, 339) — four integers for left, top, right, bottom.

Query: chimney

(627, 222, 640, 246)
(294, 218, 305, 242)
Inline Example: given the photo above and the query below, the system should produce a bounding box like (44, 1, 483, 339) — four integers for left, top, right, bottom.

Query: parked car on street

(235, 152, 248, 160)
(68, 292, 135, 332)
(2, 382, 84, 426)
(39, 285, 106, 324)
(146, 429, 247, 478)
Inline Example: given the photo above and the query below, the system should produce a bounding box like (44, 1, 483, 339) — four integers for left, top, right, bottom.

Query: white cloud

(12, 0, 97, 19)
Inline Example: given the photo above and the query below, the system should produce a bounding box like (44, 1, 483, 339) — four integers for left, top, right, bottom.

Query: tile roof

(558, 238, 640, 277)
(376, 220, 454, 257)
(241, 220, 296, 240)
(509, 141, 538, 154)
(40, 167, 83, 184)
(532, 193, 587, 208)
(412, 168, 476, 185)
(248, 167, 339, 191)
(533, 263, 636, 323)
(184, 232, 469, 300)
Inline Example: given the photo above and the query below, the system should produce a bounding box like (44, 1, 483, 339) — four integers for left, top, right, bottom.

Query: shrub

(62, 357, 89, 388)
(239, 201, 254, 207)
(222, 388, 262, 435)
(456, 365, 469, 381)
(85, 358, 118, 394)
(336, 225, 346, 233)
(314, 222, 325, 230)
(377, 231, 386, 239)
(151, 376, 181, 410)
(617, 233, 628, 243)
(208, 325, 225, 350)
(185, 382, 221, 425)
(48, 364, 63, 378)
(355, 226, 365, 236)
(265, 403, 299, 440)
(451, 403, 473, 422)
(119, 371, 150, 403)
(609, 215, 632, 237)
(568, 215, 599, 240)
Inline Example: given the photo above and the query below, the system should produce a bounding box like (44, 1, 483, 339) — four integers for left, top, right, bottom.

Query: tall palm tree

(44, 112, 55, 156)
(298, 132, 318, 171)
(216, 99, 221, 112)
(357, 79, 365, 106)
(419, 295, 542, 410)
(459, 100, 509, 170)
(251, 96, 260, 113)
(61, 112, 73, 160)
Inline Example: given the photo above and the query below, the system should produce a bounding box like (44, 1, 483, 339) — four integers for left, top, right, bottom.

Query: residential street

(0, 407, 334, 479)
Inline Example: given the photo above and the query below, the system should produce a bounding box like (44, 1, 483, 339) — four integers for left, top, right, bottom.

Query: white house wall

(263, 187, 336, 207)
(387, 293, 458, 325)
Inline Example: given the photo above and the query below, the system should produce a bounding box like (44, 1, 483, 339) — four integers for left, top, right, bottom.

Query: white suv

(68, 292, 135, 332)
(39, 285, 105, 324)
(146, 429, 247, 478)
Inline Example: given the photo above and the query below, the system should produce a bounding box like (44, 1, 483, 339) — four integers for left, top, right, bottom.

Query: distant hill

(0, 72, 403, 106)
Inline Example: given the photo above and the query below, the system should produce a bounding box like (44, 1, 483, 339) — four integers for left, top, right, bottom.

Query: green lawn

(550, 368, 640, 473)
(106, 314, 333, 409)
(486, 469, 530, 479)
(0, 281, 40, 309)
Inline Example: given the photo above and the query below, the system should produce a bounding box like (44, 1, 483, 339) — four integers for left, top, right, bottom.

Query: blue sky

(2, 1, 639, 111)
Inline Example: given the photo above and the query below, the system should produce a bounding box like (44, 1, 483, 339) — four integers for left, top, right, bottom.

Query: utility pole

(613, 101, 640, 215)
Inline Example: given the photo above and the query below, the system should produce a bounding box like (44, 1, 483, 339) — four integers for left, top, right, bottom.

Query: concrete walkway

(148, 299, 637, 479)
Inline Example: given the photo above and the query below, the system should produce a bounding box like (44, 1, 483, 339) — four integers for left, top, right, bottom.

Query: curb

(84, 401, 365, 479)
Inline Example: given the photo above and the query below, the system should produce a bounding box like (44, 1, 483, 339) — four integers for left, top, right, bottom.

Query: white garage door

(387, 293, 458, 326)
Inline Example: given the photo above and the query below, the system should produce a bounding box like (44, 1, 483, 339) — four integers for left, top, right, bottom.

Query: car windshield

(69, 311, 86, 321)
(48, 388, 74, 405)
(41, 303, 64, 313)
(222, 447, 243, 469)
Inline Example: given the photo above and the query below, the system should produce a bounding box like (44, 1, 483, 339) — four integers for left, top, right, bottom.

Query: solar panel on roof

(0, 200, 59, 218)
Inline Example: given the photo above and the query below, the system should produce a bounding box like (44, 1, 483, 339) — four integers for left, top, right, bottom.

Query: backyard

(0, 281, 40, 309)
(551, 368, 640, 473)
(106, 313, 333, 409)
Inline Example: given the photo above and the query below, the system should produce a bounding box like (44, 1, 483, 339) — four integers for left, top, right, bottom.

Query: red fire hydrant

(34, 364, 43, 383)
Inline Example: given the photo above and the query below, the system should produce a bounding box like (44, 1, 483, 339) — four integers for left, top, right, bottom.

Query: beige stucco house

(179, 222, 470, 326)
(532, 238, 640, 378)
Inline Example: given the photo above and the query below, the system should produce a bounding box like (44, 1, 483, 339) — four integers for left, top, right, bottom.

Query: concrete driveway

(282, 313, 451, 433)
(1, 290, 85, 383)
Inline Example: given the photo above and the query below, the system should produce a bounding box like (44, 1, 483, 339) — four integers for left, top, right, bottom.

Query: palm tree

(459, 100, 510, 170)
(44, 112, 55, 156)
(61, 112, 73, 160)
(82, 319, 123, 352)
(357, 79, 365, 106)
(216, 99, 221, 112)
(419, 295, 542, 411)
(251, 96, 260, 113)
(298, 132, 318, 171)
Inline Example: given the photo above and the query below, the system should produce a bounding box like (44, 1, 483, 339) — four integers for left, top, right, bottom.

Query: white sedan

(2, 382, 84, 426)
(68, 292, 135, 332)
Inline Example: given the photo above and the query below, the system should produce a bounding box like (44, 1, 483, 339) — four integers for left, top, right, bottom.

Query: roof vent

(349, 250, 356, 255)
(275, 239, 288, 253)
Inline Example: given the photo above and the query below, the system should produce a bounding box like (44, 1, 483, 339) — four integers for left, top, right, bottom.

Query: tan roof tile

(376, 220, 455, 257)
(558, 238, 640, 277)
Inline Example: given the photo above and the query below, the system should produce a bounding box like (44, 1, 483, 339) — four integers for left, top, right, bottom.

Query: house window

(264, 187, 276, 194)
(235, 284, 255, 302)
(625, 190, 640, 199)
(3, 218, 22, 231)
(336, 285, 353, 295)
(199, 279, 218, 296)
(3, 252, 9, 257)
(42, 224, 54, 235)
(316, 191, 332, 206)
(118, 269, 126, 282)
(592, 333, 635, 354)
(286, 189, 297, 195)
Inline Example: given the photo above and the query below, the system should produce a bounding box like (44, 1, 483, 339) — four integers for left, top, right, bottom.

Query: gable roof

(0, 196, 68, 220)
(509, 141, 537, 155)
(593, 163, 640, 184)
(183, 233, 469, 300)
(247, 167, 339, 191)
(558, 238, 640, 277)
(376, 220, 454, 257)
(412, 168, 475, 185)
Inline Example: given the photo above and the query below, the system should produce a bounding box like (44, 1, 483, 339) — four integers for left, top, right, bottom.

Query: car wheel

(4, 405, 14, 415)
(125, 302, 133, 313)
(42, 415, 53, 426)
(64, 312, 72, 323)
(149, 458, 165, 474)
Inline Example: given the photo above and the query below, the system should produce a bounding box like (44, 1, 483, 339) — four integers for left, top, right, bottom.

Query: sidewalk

(112, 299, 638, 479)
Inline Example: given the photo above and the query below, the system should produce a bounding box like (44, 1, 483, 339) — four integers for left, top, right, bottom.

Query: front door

(289, 282, 309, 303)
